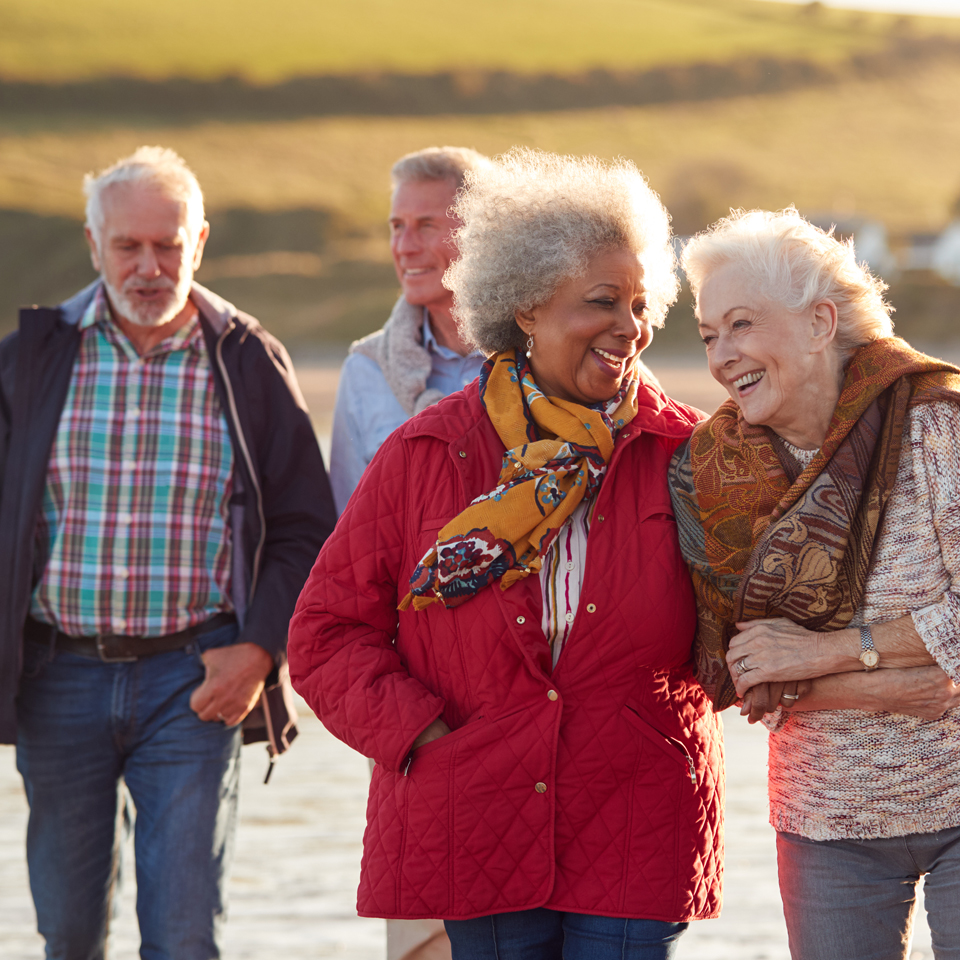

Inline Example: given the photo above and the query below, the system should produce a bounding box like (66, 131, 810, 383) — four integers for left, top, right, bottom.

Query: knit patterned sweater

(767, 401, 960, 841)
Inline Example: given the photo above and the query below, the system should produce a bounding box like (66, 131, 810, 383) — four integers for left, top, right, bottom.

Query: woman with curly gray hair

(289, 149, 722, 959)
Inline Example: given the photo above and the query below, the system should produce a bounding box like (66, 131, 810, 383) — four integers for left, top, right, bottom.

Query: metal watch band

(859, 624, 880, 671)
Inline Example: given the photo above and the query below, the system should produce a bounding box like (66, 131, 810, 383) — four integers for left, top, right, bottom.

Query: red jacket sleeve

(287, 429, 445, 771)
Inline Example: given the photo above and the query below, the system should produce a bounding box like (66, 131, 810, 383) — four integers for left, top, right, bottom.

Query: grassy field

(3, 55, 960, 344)
(2, 1, 960, 344)
(3, 59, 959, 233)
(0, 0, 956, 82)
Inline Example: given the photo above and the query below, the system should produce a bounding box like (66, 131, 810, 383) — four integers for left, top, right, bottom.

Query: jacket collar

(57, 279, 237, 337)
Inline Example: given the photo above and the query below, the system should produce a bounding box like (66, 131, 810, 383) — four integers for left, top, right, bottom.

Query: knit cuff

(761, 705, 787, 733)
(911, 592, 960, 683)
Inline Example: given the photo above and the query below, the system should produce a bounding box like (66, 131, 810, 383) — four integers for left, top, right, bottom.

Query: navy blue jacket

(0, 280, 336, 748)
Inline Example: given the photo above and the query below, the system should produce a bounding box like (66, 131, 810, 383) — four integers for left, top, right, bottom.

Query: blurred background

(3, 0, 960, 359)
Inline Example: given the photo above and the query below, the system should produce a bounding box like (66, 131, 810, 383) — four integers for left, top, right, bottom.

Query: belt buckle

(95, 635, 138, 663)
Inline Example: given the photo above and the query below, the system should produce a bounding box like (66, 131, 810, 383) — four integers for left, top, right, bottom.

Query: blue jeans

(16, 621, 242, 960)
(777, 827, 960, 960)
(444, 908, 688, 960)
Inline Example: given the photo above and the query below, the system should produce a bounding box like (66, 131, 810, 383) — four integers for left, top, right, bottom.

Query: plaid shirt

(31, 288, 234, 638)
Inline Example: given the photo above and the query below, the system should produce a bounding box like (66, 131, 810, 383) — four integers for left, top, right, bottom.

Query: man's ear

(515, 307, 536, 337)
(84, 226, 102, 273)
(192, 221, 211, 271)
(810, 299, 839, 355)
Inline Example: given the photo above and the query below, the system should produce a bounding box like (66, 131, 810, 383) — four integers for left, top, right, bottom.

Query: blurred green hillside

(2, 0, 960, 348)
(1, 0, 955, 81)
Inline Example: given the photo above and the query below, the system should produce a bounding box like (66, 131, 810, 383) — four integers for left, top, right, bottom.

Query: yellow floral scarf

(399, 349, 638, 611)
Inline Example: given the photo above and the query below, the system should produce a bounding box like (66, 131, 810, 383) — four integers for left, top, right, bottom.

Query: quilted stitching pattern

(289, 384, 722, 921)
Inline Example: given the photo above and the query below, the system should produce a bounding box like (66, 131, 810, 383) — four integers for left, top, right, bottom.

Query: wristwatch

(859, 624, 880, 671)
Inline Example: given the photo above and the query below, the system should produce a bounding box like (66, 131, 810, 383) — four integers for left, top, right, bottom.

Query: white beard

(103, 269, 194, 328)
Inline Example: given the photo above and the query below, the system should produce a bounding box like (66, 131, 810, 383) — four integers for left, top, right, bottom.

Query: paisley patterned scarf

(399, 349, 638, 611)
(670, 337, 960, 710)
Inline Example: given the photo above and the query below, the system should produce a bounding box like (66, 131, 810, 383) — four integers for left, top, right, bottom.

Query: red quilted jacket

(289, 377, 723, 922)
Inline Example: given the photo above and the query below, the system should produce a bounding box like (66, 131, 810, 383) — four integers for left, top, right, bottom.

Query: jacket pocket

(408, 715, 485, 761)
(618, 703, 698, 916)
(391, 708, 554, 918)
(621, 704, 697, 786)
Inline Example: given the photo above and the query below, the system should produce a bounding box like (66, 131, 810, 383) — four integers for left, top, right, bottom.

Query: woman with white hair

(288, 149, 723, 958)
(670, 207, 960, 960)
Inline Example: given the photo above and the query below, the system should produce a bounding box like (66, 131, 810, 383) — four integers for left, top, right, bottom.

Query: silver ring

(735, 658, 752, 676)
(781, 693, 800, 702)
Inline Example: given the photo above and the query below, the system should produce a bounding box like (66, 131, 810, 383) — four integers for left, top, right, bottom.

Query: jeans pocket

(21, 642, 52, 681)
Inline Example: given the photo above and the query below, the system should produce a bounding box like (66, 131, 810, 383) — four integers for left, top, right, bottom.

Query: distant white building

(900, 233, 941, 273)
(810, 216, 897, 279)
(932, 221, 960, 285)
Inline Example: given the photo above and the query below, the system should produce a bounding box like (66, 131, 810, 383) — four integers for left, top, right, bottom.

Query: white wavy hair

(445, 148, 679, 354)
(84, 146, 206, 247)
(682, 207, 893, 354)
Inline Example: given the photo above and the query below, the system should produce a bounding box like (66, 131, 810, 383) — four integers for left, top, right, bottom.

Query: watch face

(860, 649, 880, 669)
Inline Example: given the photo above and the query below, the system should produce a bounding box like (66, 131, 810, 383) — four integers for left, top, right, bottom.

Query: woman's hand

(411, 718, 452, 750)
(727, 618, 846, 697)
(739, 680, 812, 723)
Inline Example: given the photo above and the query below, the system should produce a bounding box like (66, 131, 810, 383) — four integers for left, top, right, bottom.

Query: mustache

(121, 276, 177, 293)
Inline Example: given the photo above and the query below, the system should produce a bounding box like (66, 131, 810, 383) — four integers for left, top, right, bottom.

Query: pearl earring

(525, 336, 534, 359)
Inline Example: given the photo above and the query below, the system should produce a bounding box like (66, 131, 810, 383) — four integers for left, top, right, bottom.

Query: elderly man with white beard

(0, 146, 335, 959)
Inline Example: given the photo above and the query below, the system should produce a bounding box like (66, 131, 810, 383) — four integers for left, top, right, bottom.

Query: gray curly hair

(445, 148, 679, 354)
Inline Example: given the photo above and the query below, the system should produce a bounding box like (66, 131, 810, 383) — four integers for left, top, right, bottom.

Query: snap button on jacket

(289, 379, 723, 923)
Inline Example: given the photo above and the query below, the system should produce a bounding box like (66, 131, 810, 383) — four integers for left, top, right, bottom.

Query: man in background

(0, 146, 335, 958)
(328, 146, 489, 960)
(329, 145, 490, 515)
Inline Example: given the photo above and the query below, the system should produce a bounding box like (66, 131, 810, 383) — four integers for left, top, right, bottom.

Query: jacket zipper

(214, 321, 266, 604)
(664, 734, 698, 786)
(213, 320, 276, 773)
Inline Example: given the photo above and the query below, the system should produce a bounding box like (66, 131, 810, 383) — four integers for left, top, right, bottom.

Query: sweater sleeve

(287, 428, 445, 771)
(908, 401, 960, 683)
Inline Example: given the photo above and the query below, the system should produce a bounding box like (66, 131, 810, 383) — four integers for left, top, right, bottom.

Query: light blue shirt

(329, 309, 485, 514)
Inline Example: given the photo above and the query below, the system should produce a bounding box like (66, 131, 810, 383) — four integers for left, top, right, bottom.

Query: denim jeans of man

(15, 621, 243, 960)
(777, 826, 960, 960)
(444, 907, 688, 960)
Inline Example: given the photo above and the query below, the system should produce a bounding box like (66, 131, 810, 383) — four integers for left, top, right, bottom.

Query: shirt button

(116, 568, 129, 579)
(535, 782, 547, 794)
(458, 451, 467, 459)
(516, 616, 525, 624)
(564, 612, 574, 623)
(597, 515, 605, 522)
(118, 513, 132, 525)
(114, 618, 126, 630)
(128, 407, 140, 418)
(586, 603, 597, 613)
(122, 460, 136, 472)
(547, 690, 559, 701)
(565, 561, 575, 571)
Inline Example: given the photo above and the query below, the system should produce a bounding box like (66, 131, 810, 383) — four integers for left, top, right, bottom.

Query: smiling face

(697, 262, 844, 448)
(514, 246, 652, 405)
(87, 180, 207, 328)
(389, 177, 460, 317)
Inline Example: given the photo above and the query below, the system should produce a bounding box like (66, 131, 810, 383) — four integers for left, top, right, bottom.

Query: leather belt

(24, 612, 237, 663)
